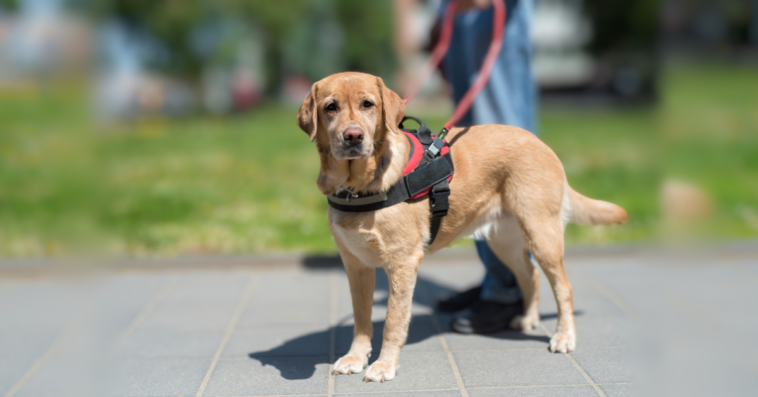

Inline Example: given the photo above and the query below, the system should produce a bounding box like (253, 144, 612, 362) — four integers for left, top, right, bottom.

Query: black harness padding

(326, 116, 454, 247)
(428, 179, 451, 246)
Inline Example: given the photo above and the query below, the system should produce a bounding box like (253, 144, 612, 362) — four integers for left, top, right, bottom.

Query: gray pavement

(1, 247, 757, 397)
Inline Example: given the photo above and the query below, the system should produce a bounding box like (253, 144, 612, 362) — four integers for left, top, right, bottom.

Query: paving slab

(570, 347, 631, 385)
(453, 349, 588, 388)
(338, 391, 461, 397)
(227, 325, 330, 358)
(239, 298, 332, 328)
(0, 359, 31, 395)
(137, 303, 237, 332)
(468, 385, 599, 397)
(118, 330, 223, 359)
(11, 356, 103, 397)
(599, 383, 632, 397)
(333, 351, 459, 394)
(206, 356, 329, 396)
(118, 358, 211, 396)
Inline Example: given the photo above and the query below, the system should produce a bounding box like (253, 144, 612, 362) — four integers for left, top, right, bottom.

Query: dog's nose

(343, 128, 364, 145)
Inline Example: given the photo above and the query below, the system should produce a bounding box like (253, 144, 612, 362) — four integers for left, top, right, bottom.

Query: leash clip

(425, 128, 448, 159)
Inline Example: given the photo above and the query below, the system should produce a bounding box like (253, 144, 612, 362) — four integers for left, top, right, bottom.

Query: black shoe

(436, 286, 483, 313)
(450, 300, 524, 334)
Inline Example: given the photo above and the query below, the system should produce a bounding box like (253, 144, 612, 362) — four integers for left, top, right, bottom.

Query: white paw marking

(549, 332, 576, 353)
(362, 360, 397, 383)
(332, 352, 369, 375)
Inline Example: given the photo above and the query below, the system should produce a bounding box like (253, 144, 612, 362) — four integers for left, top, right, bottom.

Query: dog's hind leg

(520, 215, 576, 353)
(332, 243, 375, 376)
(485, 214, 541, 331)
(363, 254, 423, 382)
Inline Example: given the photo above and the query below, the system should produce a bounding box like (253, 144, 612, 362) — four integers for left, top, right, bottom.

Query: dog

(297, 72, 627, 382)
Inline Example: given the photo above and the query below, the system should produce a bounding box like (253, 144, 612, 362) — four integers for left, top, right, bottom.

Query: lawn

(0, 63, 756, 257)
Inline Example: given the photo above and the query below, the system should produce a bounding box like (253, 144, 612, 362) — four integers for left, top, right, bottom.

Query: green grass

(660, 65, 758, 239)
(542, 109, 661, 244)
(0, 63, 756, 256)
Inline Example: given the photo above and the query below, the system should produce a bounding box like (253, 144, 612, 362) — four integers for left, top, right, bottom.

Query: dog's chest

(331, 217, 385, 268)
(328, 204, 429, 268)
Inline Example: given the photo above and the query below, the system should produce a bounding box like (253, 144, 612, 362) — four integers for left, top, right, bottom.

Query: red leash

(402, 0, 507, 134)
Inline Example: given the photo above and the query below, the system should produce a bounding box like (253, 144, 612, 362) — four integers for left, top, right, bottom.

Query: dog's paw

(548, 332, 576, 353)
(332, 353, 369, 375)
(362, 360, 397, 383)
(509, 314, 539, 331)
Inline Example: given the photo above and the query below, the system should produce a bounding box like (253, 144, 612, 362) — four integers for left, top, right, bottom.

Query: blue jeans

(442, 0, 537, 304)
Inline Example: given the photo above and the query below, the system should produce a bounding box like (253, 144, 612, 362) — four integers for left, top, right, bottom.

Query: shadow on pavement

(248, 316, 551, 380)
(248, 270, 563, 380)
(301, 254, 342, 269)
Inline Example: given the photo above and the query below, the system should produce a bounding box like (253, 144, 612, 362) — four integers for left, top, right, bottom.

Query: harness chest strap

(326, 151, 453, 211)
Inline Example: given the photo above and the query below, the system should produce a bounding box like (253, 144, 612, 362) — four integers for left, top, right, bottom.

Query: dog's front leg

(363, 261, 420, 382)
(333, 251, 375, 376)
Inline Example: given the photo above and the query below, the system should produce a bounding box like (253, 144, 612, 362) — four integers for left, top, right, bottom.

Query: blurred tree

(0, 0, 17, 11)
(233, 0, 396, 88)
(226, 0, 312, 90)
(281, 5, 346, 84)
(583, 0, 660, 100)
(584, 0, 659, 54)
(77, 0, 396, 93)
(83, 0, 213, 78)
(336, 0, 396, 80)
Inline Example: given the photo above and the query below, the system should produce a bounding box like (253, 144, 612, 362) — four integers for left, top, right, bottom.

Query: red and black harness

(327, 117, 454, 247)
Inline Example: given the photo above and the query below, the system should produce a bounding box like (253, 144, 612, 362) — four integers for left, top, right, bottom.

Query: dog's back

(428, 123, 627, 252)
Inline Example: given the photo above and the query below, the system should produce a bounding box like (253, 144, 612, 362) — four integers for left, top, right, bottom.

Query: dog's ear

(377, 77, 404, 134)
(297, 83, 319, 142)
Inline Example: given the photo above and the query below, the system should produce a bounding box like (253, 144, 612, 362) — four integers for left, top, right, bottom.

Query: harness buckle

(427, 141, 441, 157)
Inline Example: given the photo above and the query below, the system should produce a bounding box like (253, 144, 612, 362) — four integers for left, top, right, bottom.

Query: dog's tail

(568, 187, 628, 226)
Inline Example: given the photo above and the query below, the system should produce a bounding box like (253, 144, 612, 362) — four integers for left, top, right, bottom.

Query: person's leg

(436, 240, 522, 313)
(440, 1, 539, 332)
(435, 3, 494, 315)
(476, 239, 522, 304)
(471, 0, 537, 311)
(441, 0, 536, 316)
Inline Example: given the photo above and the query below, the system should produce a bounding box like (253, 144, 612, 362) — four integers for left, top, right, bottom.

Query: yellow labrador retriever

(297, 72, 627, 382)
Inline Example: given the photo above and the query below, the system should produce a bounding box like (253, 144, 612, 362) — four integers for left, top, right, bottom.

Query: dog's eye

(363, 100, 373, 109)
(325, 103, 337, 112)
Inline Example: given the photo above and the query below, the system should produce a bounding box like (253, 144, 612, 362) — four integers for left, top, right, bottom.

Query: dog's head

(297, 72, 404, 160)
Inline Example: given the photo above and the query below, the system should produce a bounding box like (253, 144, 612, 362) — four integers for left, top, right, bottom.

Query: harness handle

(399, 116, 433, 145)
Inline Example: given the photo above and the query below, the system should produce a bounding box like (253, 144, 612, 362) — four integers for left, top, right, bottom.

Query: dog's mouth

(333, 143, 371, 160)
